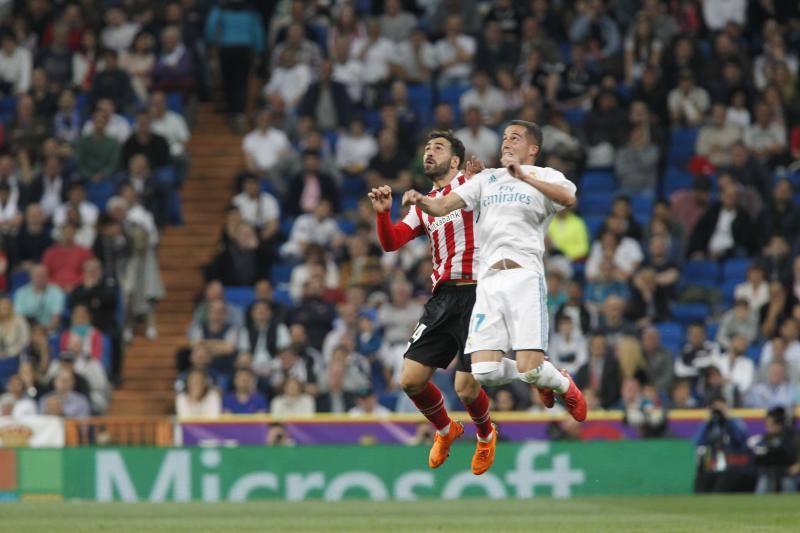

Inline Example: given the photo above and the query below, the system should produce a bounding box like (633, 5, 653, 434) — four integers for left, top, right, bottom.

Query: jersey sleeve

(540, 168, 577, 215)
(451, 171, 485, 211)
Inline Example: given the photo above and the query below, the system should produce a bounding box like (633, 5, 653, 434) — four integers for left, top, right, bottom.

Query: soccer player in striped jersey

(368, 131, 497, 475)
(403, 120, 588, 422)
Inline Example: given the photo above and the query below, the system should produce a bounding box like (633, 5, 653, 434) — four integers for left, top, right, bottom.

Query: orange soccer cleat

(471, 424, 498, 475)
(537, 386, 555, 408)
(559, 370, 587, 422)
(428, 421, 464, 469)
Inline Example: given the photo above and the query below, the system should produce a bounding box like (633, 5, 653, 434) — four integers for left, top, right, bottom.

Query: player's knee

(399, 373, 427, 396)
(471, 361, 503, 387)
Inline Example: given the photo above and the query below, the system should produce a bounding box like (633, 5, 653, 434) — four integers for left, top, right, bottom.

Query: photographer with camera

(747, 407, 799, 494)
(693, 395, 755, 493)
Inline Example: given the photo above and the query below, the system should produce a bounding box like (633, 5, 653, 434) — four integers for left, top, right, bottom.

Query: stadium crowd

(0, 0, 197, 418)
(169, 0, 800, 432)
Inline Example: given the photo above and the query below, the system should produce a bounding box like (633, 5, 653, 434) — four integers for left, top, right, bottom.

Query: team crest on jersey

(488, 174, 497, 183)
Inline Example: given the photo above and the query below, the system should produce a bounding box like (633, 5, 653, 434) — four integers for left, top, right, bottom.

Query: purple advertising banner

(177, 409, 800, 446)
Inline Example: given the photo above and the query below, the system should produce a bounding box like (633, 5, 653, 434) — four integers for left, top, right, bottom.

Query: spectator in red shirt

(59, 303, 104, 363)
(42, 222, 95, 291)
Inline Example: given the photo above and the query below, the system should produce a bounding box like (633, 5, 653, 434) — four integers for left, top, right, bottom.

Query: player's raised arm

(502, 154, 576, 208)
(402, 189, 466, 217)
(369, 186, 420, 251)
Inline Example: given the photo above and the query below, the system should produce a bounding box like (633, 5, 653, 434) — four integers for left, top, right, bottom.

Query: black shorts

(404, 284, 476, 372)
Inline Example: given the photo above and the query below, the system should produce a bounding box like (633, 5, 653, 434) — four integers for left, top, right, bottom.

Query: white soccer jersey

(452, 165, 576, 277)
(401, 173, 480, 290)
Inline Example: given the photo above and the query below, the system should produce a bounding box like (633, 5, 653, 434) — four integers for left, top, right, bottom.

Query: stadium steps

(107, 102, 240, 416)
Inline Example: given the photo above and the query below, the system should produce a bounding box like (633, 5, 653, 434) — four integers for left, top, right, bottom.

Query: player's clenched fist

(402, 190, 424, 207)
(367, 185, 392, 213)
(500, 153, 524, 179)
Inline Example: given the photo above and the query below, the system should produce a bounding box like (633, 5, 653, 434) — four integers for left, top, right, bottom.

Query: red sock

(409, 382, 451, 431)
(464, 388, 493, 439)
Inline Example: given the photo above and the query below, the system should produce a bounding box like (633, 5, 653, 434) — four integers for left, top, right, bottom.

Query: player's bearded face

(422, 152, 451, 178)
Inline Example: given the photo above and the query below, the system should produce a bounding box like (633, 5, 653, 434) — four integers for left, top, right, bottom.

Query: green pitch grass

(1, 495, 796, 532)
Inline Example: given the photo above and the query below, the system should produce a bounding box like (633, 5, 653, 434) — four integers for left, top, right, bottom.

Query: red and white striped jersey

(401, 174, 480, 290)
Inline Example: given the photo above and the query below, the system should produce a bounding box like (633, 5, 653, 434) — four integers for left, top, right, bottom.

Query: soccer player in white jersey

(403, 120, 588, 422)
(368, 131, 498, 475)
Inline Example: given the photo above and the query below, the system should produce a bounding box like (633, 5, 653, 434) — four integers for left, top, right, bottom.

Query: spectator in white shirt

(81, 98, 131, 144)
(53, 182, 99, 229)
(391, 28, 436, 84)
(335, 117, 378, 175)
(271, 376, 316, 417)
(667, 70, 709, 127)
(459, 70, 506, 127)
(377, 278, 424, 347)
(175, 369, 222, 418)
(753, 34, 798, 92)
(710, 334, 755, 401)
(696, 103, 743, 167)
(331, 38, 365, 104)
(242, 109, 293, 187)
(749, 361, 795, 411)
(585, 230, 644, 282)
(0, 375, 36, 417)
(100, 7, 141, 53)
(348, 388, 392, 418)
(434, 15, 476, 88)
(350, 18, 394, 88)
(701, 0, 746, 31)
(716, 299, 759, 350)
(455, 106, 500, 166)
(232, 175, 280, 242)
(0, 33, 31, 94)
(149, 90, 189, 158)
(726, 89, 751, 129)
(281, 199, 343, 260)
(263, 48, 312, 111)
(734, 264, 769, 314)
(744, 102, 786, 164)
(549, 314, 589, 376)
(759, 330, 800, 385)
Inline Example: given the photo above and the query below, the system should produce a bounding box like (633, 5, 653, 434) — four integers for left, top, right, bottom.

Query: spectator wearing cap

(348, 387, 391, 418)
(687, 184, 756, 260)
(41, 367, 91, 418)
(223, 368, 268, 414)
(667, 70, 710, 127)
(286, 149, 340, 216)
(13, 263, 65, 333)
(75, 110, 122, 182)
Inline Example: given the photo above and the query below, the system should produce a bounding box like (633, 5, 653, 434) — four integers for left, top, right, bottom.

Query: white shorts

(465, 268, 549, 354)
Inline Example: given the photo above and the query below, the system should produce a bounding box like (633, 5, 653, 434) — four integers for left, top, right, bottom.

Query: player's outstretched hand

(501, 153, 524, 179)
(402, 190, 424, 207)
(367, 185, 393, 213)
(464, 155, 485, 179)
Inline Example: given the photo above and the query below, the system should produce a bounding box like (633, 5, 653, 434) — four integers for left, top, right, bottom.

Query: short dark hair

(505, 120, 543, 146)
(427, 130, 465, 168)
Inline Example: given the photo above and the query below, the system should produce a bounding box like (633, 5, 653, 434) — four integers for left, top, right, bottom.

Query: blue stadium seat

(342, 195, 361, 212)
(578, 192, 614, 216)
(706, 323, 719, 342)
(407, 83, 433, 126)
(280, 218, 294, 236)
(583, 215, 605, 239)
(154, 166, 177, 188)
(363, 109, 381, 133)
(86, 178, 116, 212)
(0, 355, 19, 386)
(721, 279, 738, 307)
(721, 258, 750, 282)
(260, 178, 278, 197)
(0, 96, 17, 123)
(438, 85, 469, 123)
(166, 92, 183, 115)
(325, 130, 338, 152)
(662, 166, 695, 196)
(667, 128, 699, 167)
(273, 288, 293, 307)
(270, 263, 294, 285)
(655, 321, 684, 345)
(630, 194, 654, 215)
(746, 344, 762, 364)
(10, 270, 30, 294)
(224, 286, 255, 309)
(338, 219, 357, 235)
(101, 334, 112, 376)
(168, 190, 183, 226)
(681, 260, 719, 288)
(341, 177, 365, 197)
(580, 170, 615, 193)
(671, 303, 709, 325)
(562, 107, 587, 129)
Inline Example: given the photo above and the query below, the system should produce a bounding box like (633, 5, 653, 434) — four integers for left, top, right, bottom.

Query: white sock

(520, 360, 569, 394)
(477, 429, 494, 443)
(500, 357, 520, 380)
(437, 422, 451, 436)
